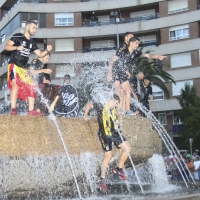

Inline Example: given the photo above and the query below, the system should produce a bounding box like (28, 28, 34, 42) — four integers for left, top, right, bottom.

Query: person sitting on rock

(35, 73, 61, 116)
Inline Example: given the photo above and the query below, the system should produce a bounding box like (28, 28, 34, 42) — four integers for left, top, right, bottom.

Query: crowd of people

(163, 150, 200, 181)
(5, 20, 168, 191)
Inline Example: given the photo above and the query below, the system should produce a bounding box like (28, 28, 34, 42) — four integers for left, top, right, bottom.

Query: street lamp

(189, 138, 193, 156)
(110, 11, 120, 48)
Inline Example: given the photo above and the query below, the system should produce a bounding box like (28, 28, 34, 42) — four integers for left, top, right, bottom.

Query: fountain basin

(0, 114, 161, 194)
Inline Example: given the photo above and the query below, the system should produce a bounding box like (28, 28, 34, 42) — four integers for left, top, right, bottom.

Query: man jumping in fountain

(4, 20, 52, 116)
(84, 94, 131, 191)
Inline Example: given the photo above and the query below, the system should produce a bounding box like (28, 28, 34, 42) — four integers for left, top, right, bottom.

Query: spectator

(186, 157, 194, 179)
(194, 157, 200, 180)
(54, 74, 79, 117)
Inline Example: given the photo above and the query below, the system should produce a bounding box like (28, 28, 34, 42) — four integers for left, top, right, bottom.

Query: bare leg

(114, 80, 123, 110)
(121, 81, 131, 112)
(122, 89, 126, 111)
(118, 141, 131, 168)
(101, 151, 112, 178)
(10, 79, 18, 109)
(27, 97, 35, 111)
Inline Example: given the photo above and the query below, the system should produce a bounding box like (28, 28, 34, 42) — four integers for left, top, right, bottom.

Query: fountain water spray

(30, 70, 83, 199)
(131, 98, 197, 188)
(109, 111, 145, 194)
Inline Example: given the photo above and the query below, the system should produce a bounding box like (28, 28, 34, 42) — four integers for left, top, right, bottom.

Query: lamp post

(110, 11, 120, 48)
(189, 138, 193, 157)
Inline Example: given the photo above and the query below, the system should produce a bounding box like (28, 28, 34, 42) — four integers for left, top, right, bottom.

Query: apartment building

(0, 0, 200, 142)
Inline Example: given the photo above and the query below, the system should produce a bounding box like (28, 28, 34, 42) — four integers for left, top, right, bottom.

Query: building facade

(0, 0, 200, 141)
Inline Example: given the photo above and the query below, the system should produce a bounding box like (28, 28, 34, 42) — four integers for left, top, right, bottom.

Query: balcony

(139, 40, 160, 47)
(172, 124, 184, 133)
(82, 13, 160, 27)
(168, 7, 188, 15)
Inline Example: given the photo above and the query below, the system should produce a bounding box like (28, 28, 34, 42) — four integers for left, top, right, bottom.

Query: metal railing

(82, 46, 116, 52)
(82, 13, 160, 27)
(82, 40, 159, 52)
(1, 0, 46, 20)
(172, 124, 184, 133)
(81, 0, 99, 2)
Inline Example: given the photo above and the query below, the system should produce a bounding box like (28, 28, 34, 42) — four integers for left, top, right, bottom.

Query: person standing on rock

(4, 20, 52, 116)
(84, 94, 131, 191)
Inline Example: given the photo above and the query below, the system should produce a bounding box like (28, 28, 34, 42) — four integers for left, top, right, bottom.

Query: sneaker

(28, 110, 43, 116)
(125, 110, 136, 116)
(10, 108, 17, 115)
(113, 167, 127, 180)
(100, 178, 107, 191)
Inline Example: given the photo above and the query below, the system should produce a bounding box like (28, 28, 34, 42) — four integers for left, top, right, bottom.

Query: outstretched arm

(84, 102, 94, 121)
(141, 53, 167, 60)
(107, 55, 118, 82)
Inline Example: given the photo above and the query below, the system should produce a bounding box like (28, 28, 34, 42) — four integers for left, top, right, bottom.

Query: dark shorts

(98, 130, 126, 152)
(115, 73, 129, 84)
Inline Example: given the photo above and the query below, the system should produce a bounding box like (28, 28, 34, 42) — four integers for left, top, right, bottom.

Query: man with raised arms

(4, 20, 52, 116)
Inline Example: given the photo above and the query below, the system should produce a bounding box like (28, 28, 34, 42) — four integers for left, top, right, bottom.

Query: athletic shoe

(125, 110, 136, 116)
(99, 178, 107, 191)
(10, 108, 17, 115)
(113, 167, 127, 180)
(28, 110, 43, 116)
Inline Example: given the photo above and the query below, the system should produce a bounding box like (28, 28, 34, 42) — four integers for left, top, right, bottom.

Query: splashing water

(131, 98, 197, 188)
(148, 154, 178, 193)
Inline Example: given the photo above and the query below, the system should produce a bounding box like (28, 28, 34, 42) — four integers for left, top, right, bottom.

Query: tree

(129, 49, 175, 99)
(177, 83, 200, 150)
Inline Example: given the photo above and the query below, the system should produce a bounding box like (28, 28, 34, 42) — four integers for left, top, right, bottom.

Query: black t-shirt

(54, 84, 79, 117)
(115, 49, 142, 74)
(139, 84, 153, 103)
(9, 33, 39, 68)
(116, 43, 128, 57)
(93, 102, 116, 136)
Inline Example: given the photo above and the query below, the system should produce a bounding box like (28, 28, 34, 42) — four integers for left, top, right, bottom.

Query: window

(158, 113, 167, 125)
(169, 25, 189, 41)
(172, 80, 193, 96)
(97, 15, 109, 23)
(173, 112, 182, 125)
(56, 64, 75, 78)
(151, 85, 164, 101)
(138, 35, 156, 45)
(55, 13, 74, 26)
(171, 52, 191, 68)
(130, 9, 155, 18)
(168, 0, 188, 14)
(55, 39, 74, 52)
(91, 40, 115, 48)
